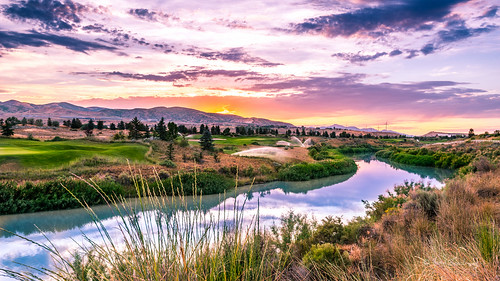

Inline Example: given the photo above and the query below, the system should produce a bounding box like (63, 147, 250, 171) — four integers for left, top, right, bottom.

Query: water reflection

(0, 159, 451, 279)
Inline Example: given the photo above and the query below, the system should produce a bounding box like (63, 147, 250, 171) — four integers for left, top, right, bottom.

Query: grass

(1, 162, 499, 280)
(0, 138, 150, 169)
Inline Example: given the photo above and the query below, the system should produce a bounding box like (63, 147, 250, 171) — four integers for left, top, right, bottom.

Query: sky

(0, 0, 499, 135)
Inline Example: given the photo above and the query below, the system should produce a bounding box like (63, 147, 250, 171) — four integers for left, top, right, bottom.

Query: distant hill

(0, 100, 293, 127)
(421, 131, 466, 138)
(320, 124, 404, 135)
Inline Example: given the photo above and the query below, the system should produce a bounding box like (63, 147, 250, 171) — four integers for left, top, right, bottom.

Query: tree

(128, 117, 143, 139)
(85, 119, 94, 137)
(167, 143, 174, 161)
(71, 118, 82, 129)
(118, 121, 126, 130)
(97, 120, 104, 130)
(21, 117, 27, 126)
(34, 119, 43, 126)
(47, 118, 53, 127)
(1, 119, 14, 137)
(330, 131, 336, 138)
(110, 123, 116, 130)
(199, 129, 214, 150)
(468, 128, 475, 138)
(52, 121, 59, 127)
(222, 128, 231, 135)
(167, 122, 178, 140)
(156, 118, 167, 140)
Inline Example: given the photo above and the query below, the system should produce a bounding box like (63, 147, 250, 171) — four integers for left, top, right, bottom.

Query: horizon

(0, 0, 499, 135)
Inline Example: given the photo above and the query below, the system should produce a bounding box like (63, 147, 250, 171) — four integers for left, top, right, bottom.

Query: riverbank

(1, 158, 496, 280)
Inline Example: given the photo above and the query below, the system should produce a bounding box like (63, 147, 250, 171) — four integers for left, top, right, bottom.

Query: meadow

(0, 138, 150, 169)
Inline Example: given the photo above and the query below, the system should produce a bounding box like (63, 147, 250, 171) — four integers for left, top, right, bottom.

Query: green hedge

(0, 179, 125, 215)
(153, 172, 235, 196)
(278, 159, 357, 181)
(375, 148, 472, 169)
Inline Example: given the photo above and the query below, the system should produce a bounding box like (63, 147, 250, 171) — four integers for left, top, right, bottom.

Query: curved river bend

(0, 157, 452, 280)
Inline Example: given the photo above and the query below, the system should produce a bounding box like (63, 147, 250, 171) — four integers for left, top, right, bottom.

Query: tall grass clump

(0, 171, 290, 281)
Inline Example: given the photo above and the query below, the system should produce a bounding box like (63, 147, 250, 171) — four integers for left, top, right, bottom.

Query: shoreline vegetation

(1, 154, 498, 280)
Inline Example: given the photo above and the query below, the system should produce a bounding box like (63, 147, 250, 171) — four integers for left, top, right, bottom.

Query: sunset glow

(0, 0, 499, 134)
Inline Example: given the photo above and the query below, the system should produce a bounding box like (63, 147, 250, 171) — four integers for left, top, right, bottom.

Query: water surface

(0, 158, 452, 280)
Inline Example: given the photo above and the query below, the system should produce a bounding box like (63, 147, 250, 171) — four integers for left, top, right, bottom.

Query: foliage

(302, 243, 350, 268)
(0, 179, 125, 215)
(199, 129, 214, 150)
(375, 147, 473, 169)
(154, 172, 234, 196)
(278, 158, 357, 181)
(159, 159, 177, 168)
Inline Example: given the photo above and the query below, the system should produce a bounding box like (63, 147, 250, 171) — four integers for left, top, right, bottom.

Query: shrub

(278, 159, 357, 181)
(155, 172, 234, 196)
(159, 159, 177, 168)
(302, 243, 350, 268)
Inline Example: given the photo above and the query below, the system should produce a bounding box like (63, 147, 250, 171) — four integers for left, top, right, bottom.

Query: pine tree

(118, 121, 126, 130)
(156, 118, 167, 140)
(128, 117, 143, 139)
(21, 117, 27, 126)
(110, 123, 116, 130)
(199, 129, 214, 150)
(97, 121, 104, 130)
(47, 118, 53, 127)
(167, 143, 174, 161)
(1, 119, 14, 137)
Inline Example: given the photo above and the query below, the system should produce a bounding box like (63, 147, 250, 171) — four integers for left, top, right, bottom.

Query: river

(0, 156, 453, 280)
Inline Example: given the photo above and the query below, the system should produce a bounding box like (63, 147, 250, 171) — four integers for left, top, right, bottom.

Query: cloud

(73, 69, 262, 83)
(190, 47, 282, 67)
(128, 8, 173, 22)
(2, 0, 92, 31)
(332, 51, 387, 63)
(478, 6, 497, 19)
(291, 0, 471, 37)
(0, 30, 117, 53)
(389, 49, 403, 56)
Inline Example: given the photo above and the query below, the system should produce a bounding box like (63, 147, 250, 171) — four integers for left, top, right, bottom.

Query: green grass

(0, 138, 150, 169)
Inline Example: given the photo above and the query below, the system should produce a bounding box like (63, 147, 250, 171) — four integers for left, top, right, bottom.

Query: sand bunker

(232, 147, 289, 161)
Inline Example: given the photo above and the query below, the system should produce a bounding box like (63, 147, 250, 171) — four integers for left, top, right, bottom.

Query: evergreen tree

(330, 131, 336, 138)
(27, 118, 34, 125)
(199, 129, 214, 150)
(156, 118, 168, 140)
(167, 143, 174, 161)
(34, 119, 43, 126)
(71, 118, 82, 129)
(21, 117, 27, 126)
(52, 121, 60, 127)
(85, 119, 94, 137)
(1, 119, 15, 137)
(128, 117, 143, 139)
(167, 122, 178, 141)
(118, 121, 126, 130)
(223, 128, 231, 135)
(47, 118, 53, 127)
(97, 120, 104, 130)
(110, 123, 116, 130)
(200, 124, 205, 134)
(323, 131, 329, 138)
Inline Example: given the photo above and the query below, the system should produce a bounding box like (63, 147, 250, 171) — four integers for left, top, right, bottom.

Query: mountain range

(0, 100, 293, 127)
(320, 124, 404, 135)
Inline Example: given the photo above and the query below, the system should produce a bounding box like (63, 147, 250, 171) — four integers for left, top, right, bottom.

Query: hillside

(0, 100, 293, 127)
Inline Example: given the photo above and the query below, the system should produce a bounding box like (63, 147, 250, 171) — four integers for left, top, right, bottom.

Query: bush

(278, 159, 357, 181)
(0, 179, 125, 215)
(159, 159, 177, 168)
(154, 172, 234, 196)
(302, 243, 350, 268)
(477, 224, 500, 262)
